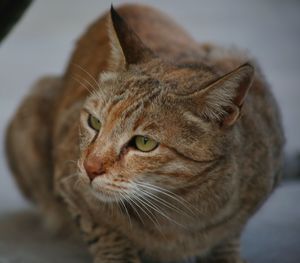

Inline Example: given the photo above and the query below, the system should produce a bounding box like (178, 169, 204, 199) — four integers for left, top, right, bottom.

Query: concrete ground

(0, 1, 299, 262)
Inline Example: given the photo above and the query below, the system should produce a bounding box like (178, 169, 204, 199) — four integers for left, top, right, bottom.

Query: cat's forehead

(88, 62, 219, 122)
(98, 62, 217, 98)
(99, 70, 161, 98)
(90, 70, 165, 127)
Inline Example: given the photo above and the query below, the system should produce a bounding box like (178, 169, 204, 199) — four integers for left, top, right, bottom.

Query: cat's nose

(83, 157, 106, 181)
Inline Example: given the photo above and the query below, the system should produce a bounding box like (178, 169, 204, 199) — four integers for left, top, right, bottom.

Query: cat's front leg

(88, 226, 140, 263)
(73, 213, 140, 263)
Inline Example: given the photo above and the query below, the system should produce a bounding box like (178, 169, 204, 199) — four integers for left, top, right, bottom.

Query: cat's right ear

(107, 6, 155, 71)
(174, 63, 254, 127)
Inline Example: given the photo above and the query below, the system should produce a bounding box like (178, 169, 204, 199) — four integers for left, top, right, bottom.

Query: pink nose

(84, 156, 106, 181)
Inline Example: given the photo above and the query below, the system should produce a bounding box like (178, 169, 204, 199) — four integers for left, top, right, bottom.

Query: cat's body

(6, 4, 284, 263)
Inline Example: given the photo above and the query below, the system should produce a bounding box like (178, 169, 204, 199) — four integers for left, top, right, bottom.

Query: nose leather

(84, 155, 106, 181)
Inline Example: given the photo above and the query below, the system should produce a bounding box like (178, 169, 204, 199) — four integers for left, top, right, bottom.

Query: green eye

(88, 114, 101, 131)
(134, 136, 158, 152)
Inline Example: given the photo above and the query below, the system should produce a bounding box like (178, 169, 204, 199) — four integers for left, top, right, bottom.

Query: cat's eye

(88, 114, 101, 131)
(134, 136, 158, 152)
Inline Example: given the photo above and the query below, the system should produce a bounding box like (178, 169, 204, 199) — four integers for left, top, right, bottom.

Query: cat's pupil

(143, 137, 149, 144)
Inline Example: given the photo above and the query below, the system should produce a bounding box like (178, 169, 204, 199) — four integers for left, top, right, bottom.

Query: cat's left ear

(107, 6, 155, 71)
(181, 63, 254, 127)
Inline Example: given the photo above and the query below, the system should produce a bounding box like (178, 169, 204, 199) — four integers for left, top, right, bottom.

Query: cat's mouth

(90, 177, 130, 203)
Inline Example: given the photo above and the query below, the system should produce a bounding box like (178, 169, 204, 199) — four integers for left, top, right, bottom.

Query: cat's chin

(91, 189, 119, 203)
(88, 175, 131, 203)
(90, 183, 124, 203)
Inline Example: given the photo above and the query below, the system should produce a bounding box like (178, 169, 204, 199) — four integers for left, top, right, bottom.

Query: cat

(5, 4, 284, 263)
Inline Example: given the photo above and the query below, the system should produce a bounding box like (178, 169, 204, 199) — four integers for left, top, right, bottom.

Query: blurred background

(0, 1, 299, 262)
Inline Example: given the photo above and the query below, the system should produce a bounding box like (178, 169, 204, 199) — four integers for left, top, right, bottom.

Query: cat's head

(77, 7, 254, 211)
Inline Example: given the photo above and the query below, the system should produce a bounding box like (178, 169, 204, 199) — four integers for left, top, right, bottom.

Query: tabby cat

(6, 4, 284, 263)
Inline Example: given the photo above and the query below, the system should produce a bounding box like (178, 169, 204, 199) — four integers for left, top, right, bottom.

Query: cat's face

(78, 63, 221, 203)
(77, 8, 254, 210)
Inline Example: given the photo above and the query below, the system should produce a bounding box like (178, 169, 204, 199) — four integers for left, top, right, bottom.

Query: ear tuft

(201, 63, 254, 126)
(174, 63, 255, 127)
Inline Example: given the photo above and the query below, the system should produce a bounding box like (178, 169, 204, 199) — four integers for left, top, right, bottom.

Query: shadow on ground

(0, 210, 90, 263)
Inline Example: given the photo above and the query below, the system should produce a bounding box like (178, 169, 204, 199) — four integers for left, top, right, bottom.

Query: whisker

(71, 75, 96, 97)
(111, 193, 118, 215)
(136, 181, 197, 216)
(130, 191, 162, 228)
(73, 73, 99, 95)
(59, 173, 78, 184)
(118, 192, 132, 227)
(138, 187, 192, 218)
(72, 63, 105, 98)
(120, 191, 145, 226)
(63, 159, 78, 166)
(130, 191, 168, 238)
(58, 173, 87, 195)
(72, 63, 101, 91)
(72, 74, 101, 99)
(134, 190, 185, 228)
(74, 176, 88, 190)
(137, 181, 188, 202)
